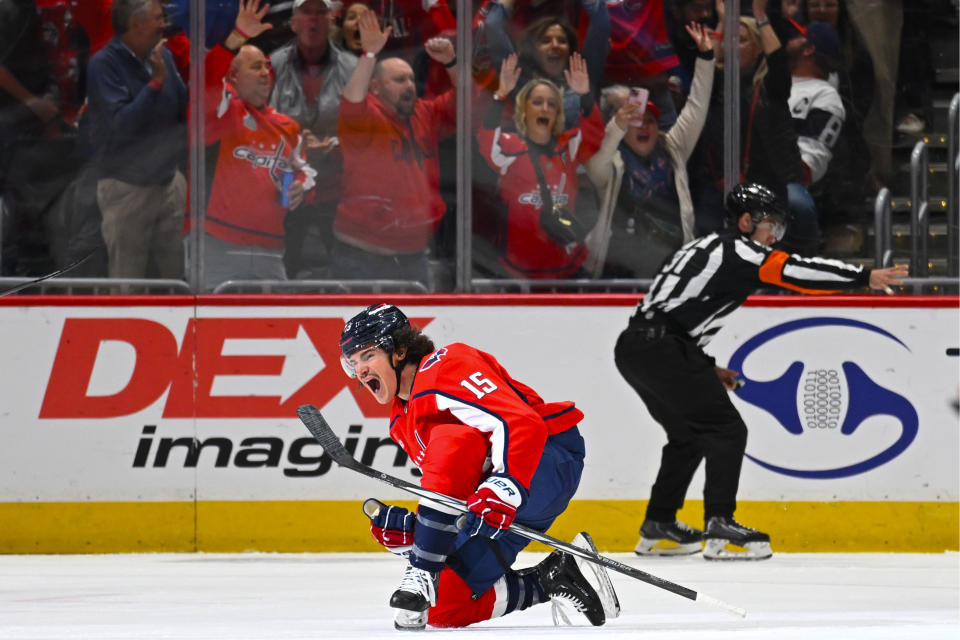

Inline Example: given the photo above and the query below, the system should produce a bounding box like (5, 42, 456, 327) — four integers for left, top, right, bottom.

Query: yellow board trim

(1, 500, 957, 554)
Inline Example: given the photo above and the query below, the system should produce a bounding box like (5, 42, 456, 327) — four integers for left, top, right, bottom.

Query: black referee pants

(614, 323, 748, 524)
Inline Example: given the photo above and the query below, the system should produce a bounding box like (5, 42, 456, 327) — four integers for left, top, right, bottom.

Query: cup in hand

(279, 170, 295, 207)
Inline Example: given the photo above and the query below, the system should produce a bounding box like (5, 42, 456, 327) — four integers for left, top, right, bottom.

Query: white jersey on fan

(788, 76, 846, 184)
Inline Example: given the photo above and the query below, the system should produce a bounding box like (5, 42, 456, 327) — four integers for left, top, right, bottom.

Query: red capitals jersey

(477, 104, 604, 277)
(389, 343, 583, 499)
(204, 45, 316, 249)
(582, 0, 679, 84)
(335, 90, 455, 253)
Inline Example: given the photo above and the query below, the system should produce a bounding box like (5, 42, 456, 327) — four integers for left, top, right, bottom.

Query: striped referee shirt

(639, 231, 872, 347)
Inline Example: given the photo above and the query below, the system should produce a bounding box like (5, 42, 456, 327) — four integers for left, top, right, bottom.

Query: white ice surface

(1, 552, 957, 639)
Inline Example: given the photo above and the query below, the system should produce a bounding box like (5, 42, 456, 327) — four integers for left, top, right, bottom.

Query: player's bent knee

(428, 567, 496, 628)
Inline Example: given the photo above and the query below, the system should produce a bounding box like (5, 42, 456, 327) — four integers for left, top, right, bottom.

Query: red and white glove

(465, 474, 526, 537)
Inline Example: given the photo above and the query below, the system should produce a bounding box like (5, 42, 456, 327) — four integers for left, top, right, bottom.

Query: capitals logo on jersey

(233, 138, 298, 190)
(518, 189, 571, 208)
(518, 171, 571, 208)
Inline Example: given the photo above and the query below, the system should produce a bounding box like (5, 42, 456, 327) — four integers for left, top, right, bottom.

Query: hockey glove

(465, 474, 526, 539)
(364, 498, 415, 557)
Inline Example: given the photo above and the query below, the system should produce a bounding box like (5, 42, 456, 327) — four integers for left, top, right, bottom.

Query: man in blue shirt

(86, 0, 188, 279)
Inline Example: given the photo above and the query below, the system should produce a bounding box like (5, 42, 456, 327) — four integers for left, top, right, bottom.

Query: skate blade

(703, 539, 772, 561)
(572, 531, 621, 619)
(634, 537, 702, 556)
(393, 608, 428, 630)
(550, 599, 575, 626)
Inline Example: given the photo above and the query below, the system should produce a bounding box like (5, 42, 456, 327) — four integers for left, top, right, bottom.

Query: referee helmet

(725, 182, 788, 241)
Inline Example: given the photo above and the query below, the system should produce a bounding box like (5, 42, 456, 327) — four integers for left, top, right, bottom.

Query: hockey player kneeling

(339, 304, 620, 629)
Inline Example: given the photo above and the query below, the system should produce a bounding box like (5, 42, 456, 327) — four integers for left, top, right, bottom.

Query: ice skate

(571, 531, 621, 620)
(635, 519, 703, 556)
(536, 550, 606, 626)
(389, 564, 439, 630)
(703, 516, 772, 561)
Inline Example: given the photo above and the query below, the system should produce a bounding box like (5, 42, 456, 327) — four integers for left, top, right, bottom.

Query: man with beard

(333, 10, 456, 286)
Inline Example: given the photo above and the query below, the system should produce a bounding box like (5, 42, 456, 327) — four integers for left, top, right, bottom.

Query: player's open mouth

(536, 116, 551, 127)
(364, 377, 381, 394)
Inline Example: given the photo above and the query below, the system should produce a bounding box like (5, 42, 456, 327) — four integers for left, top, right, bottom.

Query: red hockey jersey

(204, 45, 316, 249)
(335, 90, 455, 253)
(477, 104, 604, 277)
(388, 343, 583, 499)
(582, 0, 679, 83)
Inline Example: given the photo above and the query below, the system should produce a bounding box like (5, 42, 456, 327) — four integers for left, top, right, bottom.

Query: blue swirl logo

(728, 317, 918, 479)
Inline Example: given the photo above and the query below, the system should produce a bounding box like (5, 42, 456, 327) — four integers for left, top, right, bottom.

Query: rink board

(0, 294, 956, 553)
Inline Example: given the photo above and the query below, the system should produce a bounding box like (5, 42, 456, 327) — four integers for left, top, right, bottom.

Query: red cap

(645, 101, 661, 120)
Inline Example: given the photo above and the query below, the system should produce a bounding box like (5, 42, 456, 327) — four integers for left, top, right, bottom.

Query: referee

(616, 182, 908, 560)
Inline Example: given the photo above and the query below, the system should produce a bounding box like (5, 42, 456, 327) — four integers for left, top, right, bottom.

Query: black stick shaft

(0, 252, 94, 297)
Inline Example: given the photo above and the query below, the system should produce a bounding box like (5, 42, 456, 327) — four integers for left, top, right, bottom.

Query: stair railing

(910, 140, 930, 277)
(874, 187, 893, 268)
(947, 92, 958, 277)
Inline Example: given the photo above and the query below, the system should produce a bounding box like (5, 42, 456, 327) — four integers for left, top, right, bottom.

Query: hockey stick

(0, 252, 94, 297)
(296, 404, 747, 619)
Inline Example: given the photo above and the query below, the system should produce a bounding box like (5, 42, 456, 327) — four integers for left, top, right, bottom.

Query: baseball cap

(644, 101, 661, 121)
(799, 21, 843, 71)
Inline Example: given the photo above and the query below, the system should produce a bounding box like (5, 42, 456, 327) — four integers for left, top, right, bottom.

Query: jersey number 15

(460, 372, 498, 400)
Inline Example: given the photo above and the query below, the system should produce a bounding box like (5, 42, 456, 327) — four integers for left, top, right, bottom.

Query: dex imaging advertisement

(0, 299, 954, 504)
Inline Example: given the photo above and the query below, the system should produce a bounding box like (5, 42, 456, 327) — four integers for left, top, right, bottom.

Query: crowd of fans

(0, 0, 953, 291)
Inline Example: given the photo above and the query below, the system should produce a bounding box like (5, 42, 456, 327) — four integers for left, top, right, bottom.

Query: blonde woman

(477, 52, 604, 279)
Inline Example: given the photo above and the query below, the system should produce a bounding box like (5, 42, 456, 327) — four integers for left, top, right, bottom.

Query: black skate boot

(389, 564, 439, 630)
(703, 516, 772, 561)
(536, 550, 606, 626)
(635, 519, 704, 556)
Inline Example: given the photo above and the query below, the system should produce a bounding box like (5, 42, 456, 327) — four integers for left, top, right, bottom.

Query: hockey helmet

(339, 303, 410, 378)
(725, 182, 788, 241)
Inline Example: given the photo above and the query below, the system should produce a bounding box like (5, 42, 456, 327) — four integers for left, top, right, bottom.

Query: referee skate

(703, 517, 773, 561)
(635, 519, 704, 556)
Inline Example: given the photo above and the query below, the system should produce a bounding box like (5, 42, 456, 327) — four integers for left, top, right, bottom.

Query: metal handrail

(897, 276, 960, 294)
(471, 278, 655, 293)
(211, 279, 430, 294)
(948, 92, 959, 277)
(874, 188, 893, 268)
(910, 140, 930, 277)
(0, 278, 191, 294)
